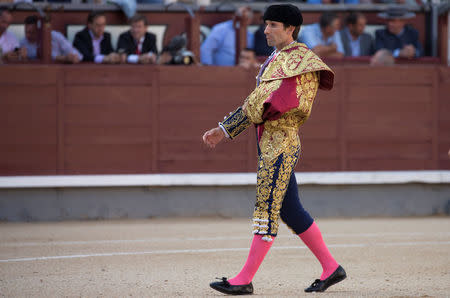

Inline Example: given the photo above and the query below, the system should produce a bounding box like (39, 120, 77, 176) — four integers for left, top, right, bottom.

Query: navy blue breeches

(279, 172, 314, 235)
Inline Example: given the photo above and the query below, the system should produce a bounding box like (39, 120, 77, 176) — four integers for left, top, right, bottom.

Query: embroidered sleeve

(219, 106, 251, 140)
(296, 71, 319, 121)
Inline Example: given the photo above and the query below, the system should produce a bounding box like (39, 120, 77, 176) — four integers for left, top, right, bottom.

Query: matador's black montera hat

(263, 4, 303, 27)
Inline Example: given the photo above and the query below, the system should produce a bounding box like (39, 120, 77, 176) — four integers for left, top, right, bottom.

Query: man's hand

(66, 53, 80, 64)
(138, 53, 156, 64)
(399, 45, 416, 59)
(104, 53, 121, 64)
(202, 127, 225, 148)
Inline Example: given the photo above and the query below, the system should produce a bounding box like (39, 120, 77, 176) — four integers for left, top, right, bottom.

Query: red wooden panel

(159, 139, 249, 161)
(0, 65, 59, 85)
(65, 126, 152, 145)
(64, 66, 153, 85)
(65, 144, 152, 174)
(0, 144, 57, 175)
(346, 122, 433, 141)
(438, 143, 450, 161)
(300, 140, 339, 159)
(346, 101, 433, 123)
(65, 105, 151, 126)
(0, 126, 56, 145)
(438, 121, 450, 141)
(348, 86, 432, 103)
(0, 86, 57, 104)
(301, 122, 339, 140)
(307, 101, 339, 121)
(159, 118, 226, 138)
(159, 66, 250, 86)
(347, 141, 432, 159)
(159, 86, 248, 105)
(347, 66, 435, 86)
(348, 159, 434, 171)
(0, 105, 57, 127)
(65, 86, 151, 105)
(158, 160, 250, 173)
(296, 158, 340, 172)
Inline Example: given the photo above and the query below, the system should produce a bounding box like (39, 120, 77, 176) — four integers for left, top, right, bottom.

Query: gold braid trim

(219, 106, 251, 139)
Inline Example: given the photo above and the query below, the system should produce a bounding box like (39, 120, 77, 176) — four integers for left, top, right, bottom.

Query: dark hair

(129, 14, 148, 26)
(282, 23, 301, 40)
(24, 15, 39, 25)
(319, 12, 338, 29)
(346, 12, 365, 26)
(87, 11, 105, 24)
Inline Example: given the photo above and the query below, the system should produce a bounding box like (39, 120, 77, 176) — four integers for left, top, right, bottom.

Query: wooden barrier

(0, 64, 449, 175)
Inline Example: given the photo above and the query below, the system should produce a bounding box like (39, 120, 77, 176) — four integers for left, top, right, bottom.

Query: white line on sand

(0, 241, 449, 263)
(1, 232, 449, 247)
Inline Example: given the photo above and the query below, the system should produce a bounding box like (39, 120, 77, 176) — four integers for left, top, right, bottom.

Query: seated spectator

(298, 12, 344, 58)
(117, 14, 157, 64)
(20, 15, 82, 63)
(253, 23, 273, 57)
(306, 0, 360, 3)
(238, 48, 259, 69)
(200, 6, 255, 66)
(0, 7, 26, 62)
(339, 12, 374, 57)
(370, 49, 395, 66)
(73, 11, 120, 63)
(375, 8, 423, 58)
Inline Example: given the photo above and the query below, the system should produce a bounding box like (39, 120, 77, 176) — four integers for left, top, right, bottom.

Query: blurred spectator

(117, 14, 157, 64)
(73, 11, 120, 63)
(339, 12, 374, 57)
(253, 23, 273, 56)
(306, 0, 360, 3)
(370, 49, 395, 66)
(200, 6, 255, 66)
(375, 7, 423, 58)
(238, 48, 259, 69)
(0, 7, 25, 62)
(20, 15, 82, 63)
(298, 12, 344, 58)
(375, 0, 418, 5)
(158, 35, 197, 65)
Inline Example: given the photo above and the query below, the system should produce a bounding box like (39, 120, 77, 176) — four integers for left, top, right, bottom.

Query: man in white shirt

(0, 7, 26, 62)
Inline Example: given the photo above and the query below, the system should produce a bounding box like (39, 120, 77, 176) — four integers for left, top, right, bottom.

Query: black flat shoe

(210, 277, 253, 295)
(305, 265, 347, 293)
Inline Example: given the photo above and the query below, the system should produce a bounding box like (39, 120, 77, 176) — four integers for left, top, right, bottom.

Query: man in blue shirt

(375, 8, 423, 58)
(20, 15, 82, 63)
(200, 6, 255, 66)
(298, 12, 344, 58)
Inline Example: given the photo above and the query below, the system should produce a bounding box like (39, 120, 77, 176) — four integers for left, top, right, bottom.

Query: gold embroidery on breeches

(252, 139, 300, 242)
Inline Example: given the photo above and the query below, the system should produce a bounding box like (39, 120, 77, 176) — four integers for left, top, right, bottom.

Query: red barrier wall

(0, 64, 449, 175)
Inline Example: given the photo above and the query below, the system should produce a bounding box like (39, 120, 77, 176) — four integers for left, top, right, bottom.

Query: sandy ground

(0, 217, 449, 297)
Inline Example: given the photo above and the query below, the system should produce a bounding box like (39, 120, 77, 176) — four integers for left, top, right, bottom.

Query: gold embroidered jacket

(220, 42, 334, 162)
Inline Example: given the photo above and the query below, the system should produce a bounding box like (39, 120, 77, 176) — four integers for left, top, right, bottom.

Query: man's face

(349, 16, 366, 37)
(323, 18, 340, 38)
(89, 15, 106, 38)
(0, 11, 12, 35)
(387, 19, 406, 35)
(25, 23, 38, 43)
(131, 20, 146, 41)
(264, 20, 293, 49)
(239, 50, 255, 66)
